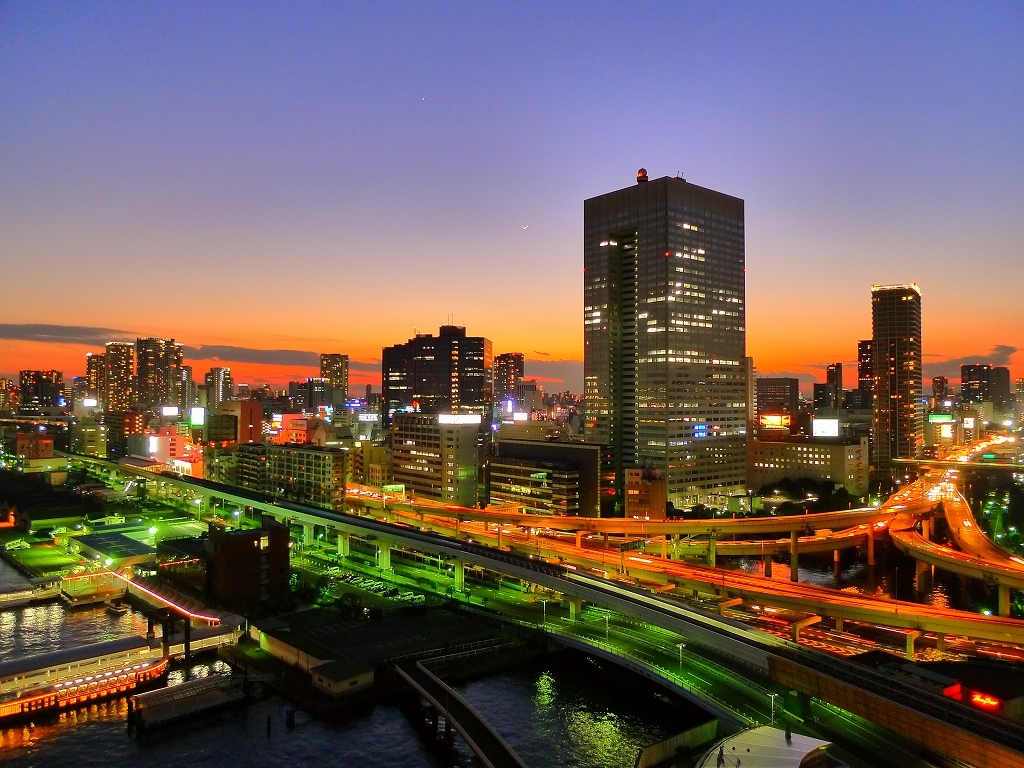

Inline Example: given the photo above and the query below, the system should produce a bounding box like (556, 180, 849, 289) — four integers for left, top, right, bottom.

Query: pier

(397, 660, 528, 768)
(129, 674, 246, 730)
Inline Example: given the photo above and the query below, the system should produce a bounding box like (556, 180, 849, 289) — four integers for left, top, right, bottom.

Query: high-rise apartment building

(932, 376, 950, 402)
(871, 284, 923, 468)
(135, 337, 184, 410)
(85, 352, 105, 401)
(960, 364, 992, 404)
(104, 342, 135, 412)
(204, 367, 234, 408)
(584, 171, 746, 509)
(18, 370, 64, 413)
(180, 366, 196, 411)
(382, 326, 493, 421)
(320, 354, 349, 400)
(754, 378, 800, 420)
(493, 352, 525, 403)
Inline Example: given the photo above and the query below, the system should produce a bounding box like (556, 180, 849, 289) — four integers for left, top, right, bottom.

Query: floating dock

(129, 674, 245, 730)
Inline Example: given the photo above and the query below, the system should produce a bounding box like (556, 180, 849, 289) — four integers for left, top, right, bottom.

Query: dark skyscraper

(872, 284, 923, 468)
(584, 171, 746, 510)
(932, 376, 950, 401)
(755, 378, 800, 419)
(135, 337, 184, 409)
(18, 370, 63, 413)
(493, 352, 525, 403)
(962, 364, 1013, 416)
(382, 325, 493, 421)
(857, 340, 873, 393)
(85, 352, 105, 402)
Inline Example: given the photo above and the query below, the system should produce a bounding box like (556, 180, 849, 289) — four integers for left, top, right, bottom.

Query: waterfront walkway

(396, 660, 528, 768)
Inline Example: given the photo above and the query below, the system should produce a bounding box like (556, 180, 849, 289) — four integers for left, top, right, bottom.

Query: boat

(0, 636, 169, 722)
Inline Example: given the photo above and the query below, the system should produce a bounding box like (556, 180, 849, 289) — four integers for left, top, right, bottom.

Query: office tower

(390, 413, 481, 507)
(104, 411, 145, 459)
(320, 354, 349, 398)
(180, 366, 196, 411)
(992, 366, 1013, 417)
(218, 400, 264, 444)
(826, 363, 843, 400)
(1016, 378, 1024, 421)
(204, 367, 234, 407)
(85, 352, 106, 401)
(382, 325, 493, 421)
(0, 380, 15, 413)
(932, 376, 950, 402)
(494, 352, 525, 402)
(304, 378, 332, 410)
(18, 370, 64, 413)
(857, 340, 873, 392)
(960, 364, 991, 404)
(755, 378, 800, 419)
(584, 171, 746, 510)
(871, 283, 923, 468)
(135, 337, 184, 410)
(104, 342, 135, 412)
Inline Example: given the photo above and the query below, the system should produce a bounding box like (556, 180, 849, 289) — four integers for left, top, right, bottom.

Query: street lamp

(605, 614, 609, 640)
(677, 642, 686, 671)
(540, 599, 547, 627)
(769, 693, 780, 725)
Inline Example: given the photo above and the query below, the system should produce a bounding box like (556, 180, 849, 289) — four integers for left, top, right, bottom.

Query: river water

(0, 562, 697, 767)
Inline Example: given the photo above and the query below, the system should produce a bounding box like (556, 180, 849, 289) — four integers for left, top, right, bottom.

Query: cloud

(533, 350, 551, 356)
(924, 345, 1017, 381)
(524, 359, 583, 391)
(183, 345, 381, 370)
(0, 323, 132, 345)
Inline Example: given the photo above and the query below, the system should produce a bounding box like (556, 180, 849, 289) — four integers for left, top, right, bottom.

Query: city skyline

(2, 4, 1022, 390)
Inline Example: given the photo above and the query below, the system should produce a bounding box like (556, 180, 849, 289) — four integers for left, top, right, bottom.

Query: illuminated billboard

(940, 424, 954, 439)
(812, 418, 840, 437)
(692, 423, 709, 438)
(928, 414, 955, 423)
(82, 398, 98, 408)
(161, 406, 180, 417)
(512, 412, 529, 422)
(963, 417, 976, 430)
(438, 414, 482, 425)
(759, 414, 791, 429)
(357, 413, 379, 422)
(190, 406, 206, 427)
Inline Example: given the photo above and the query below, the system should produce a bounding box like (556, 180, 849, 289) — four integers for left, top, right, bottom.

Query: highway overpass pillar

(576, 531, 584, 549)
(337, 532, 350, 558)
(378, 542, 391, 573)
(905, 630, 921, 660)
(456, 518, 462, 539)
(834, 617, 844, 632)
(453, 559, 465, 592)
(790, 531, 799, 582)
(568, 597, 583, 622)
(660, 537, 667, 559)
(303, 523, 314, 543)
(671, 534, 679, 561)
(999, 584, 1011, 617)
(763, 554, 772, 578)
(921, 517, 930, 541)
(708, 538, 717, 568)
(792, 615, 821, 642)
(867, 527, 875, 566)
(936, 633, 946, 652)
(497, 526, 503, 549)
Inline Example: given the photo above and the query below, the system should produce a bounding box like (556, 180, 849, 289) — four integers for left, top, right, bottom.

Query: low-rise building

(747, 436, 869, 496)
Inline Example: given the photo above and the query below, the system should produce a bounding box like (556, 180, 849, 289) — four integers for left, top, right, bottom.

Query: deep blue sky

(1, 2, 1022, 390)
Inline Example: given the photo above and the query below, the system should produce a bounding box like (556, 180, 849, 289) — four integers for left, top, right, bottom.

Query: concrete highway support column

(576, 531, 584, 549)
(921, 517, 930, 542)
(660, 537, 668, 559)
(453, 559, 465, 592)
(792, 615, 821, 642)
(378, 541, 391, 573)
(303, 523, 314, 544)
(337, 531, 350, 557)
(568, 597, 583, 622)
(790, 531, 799, 582)
(763, 553, 773, 578)
(936, 633, 946, 652)
(707, 538, 716, 568)
(671, 534, 679, 561)
(867, 526, 875, 566)
(834, 617, 844, 632)
(999, 584, 1011, 617)
(906, 630, 921, 660)
(497, 526, 503, 549)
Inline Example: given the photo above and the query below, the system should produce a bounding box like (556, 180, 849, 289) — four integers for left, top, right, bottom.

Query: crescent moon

(521, 224, 529, 230)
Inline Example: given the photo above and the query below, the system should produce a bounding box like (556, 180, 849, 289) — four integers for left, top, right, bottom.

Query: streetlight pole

(769, 693, 779, 725)
(677, 642, 685, 672)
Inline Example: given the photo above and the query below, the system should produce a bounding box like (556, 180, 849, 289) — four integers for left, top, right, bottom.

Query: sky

(1, 2, 1022, 394)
